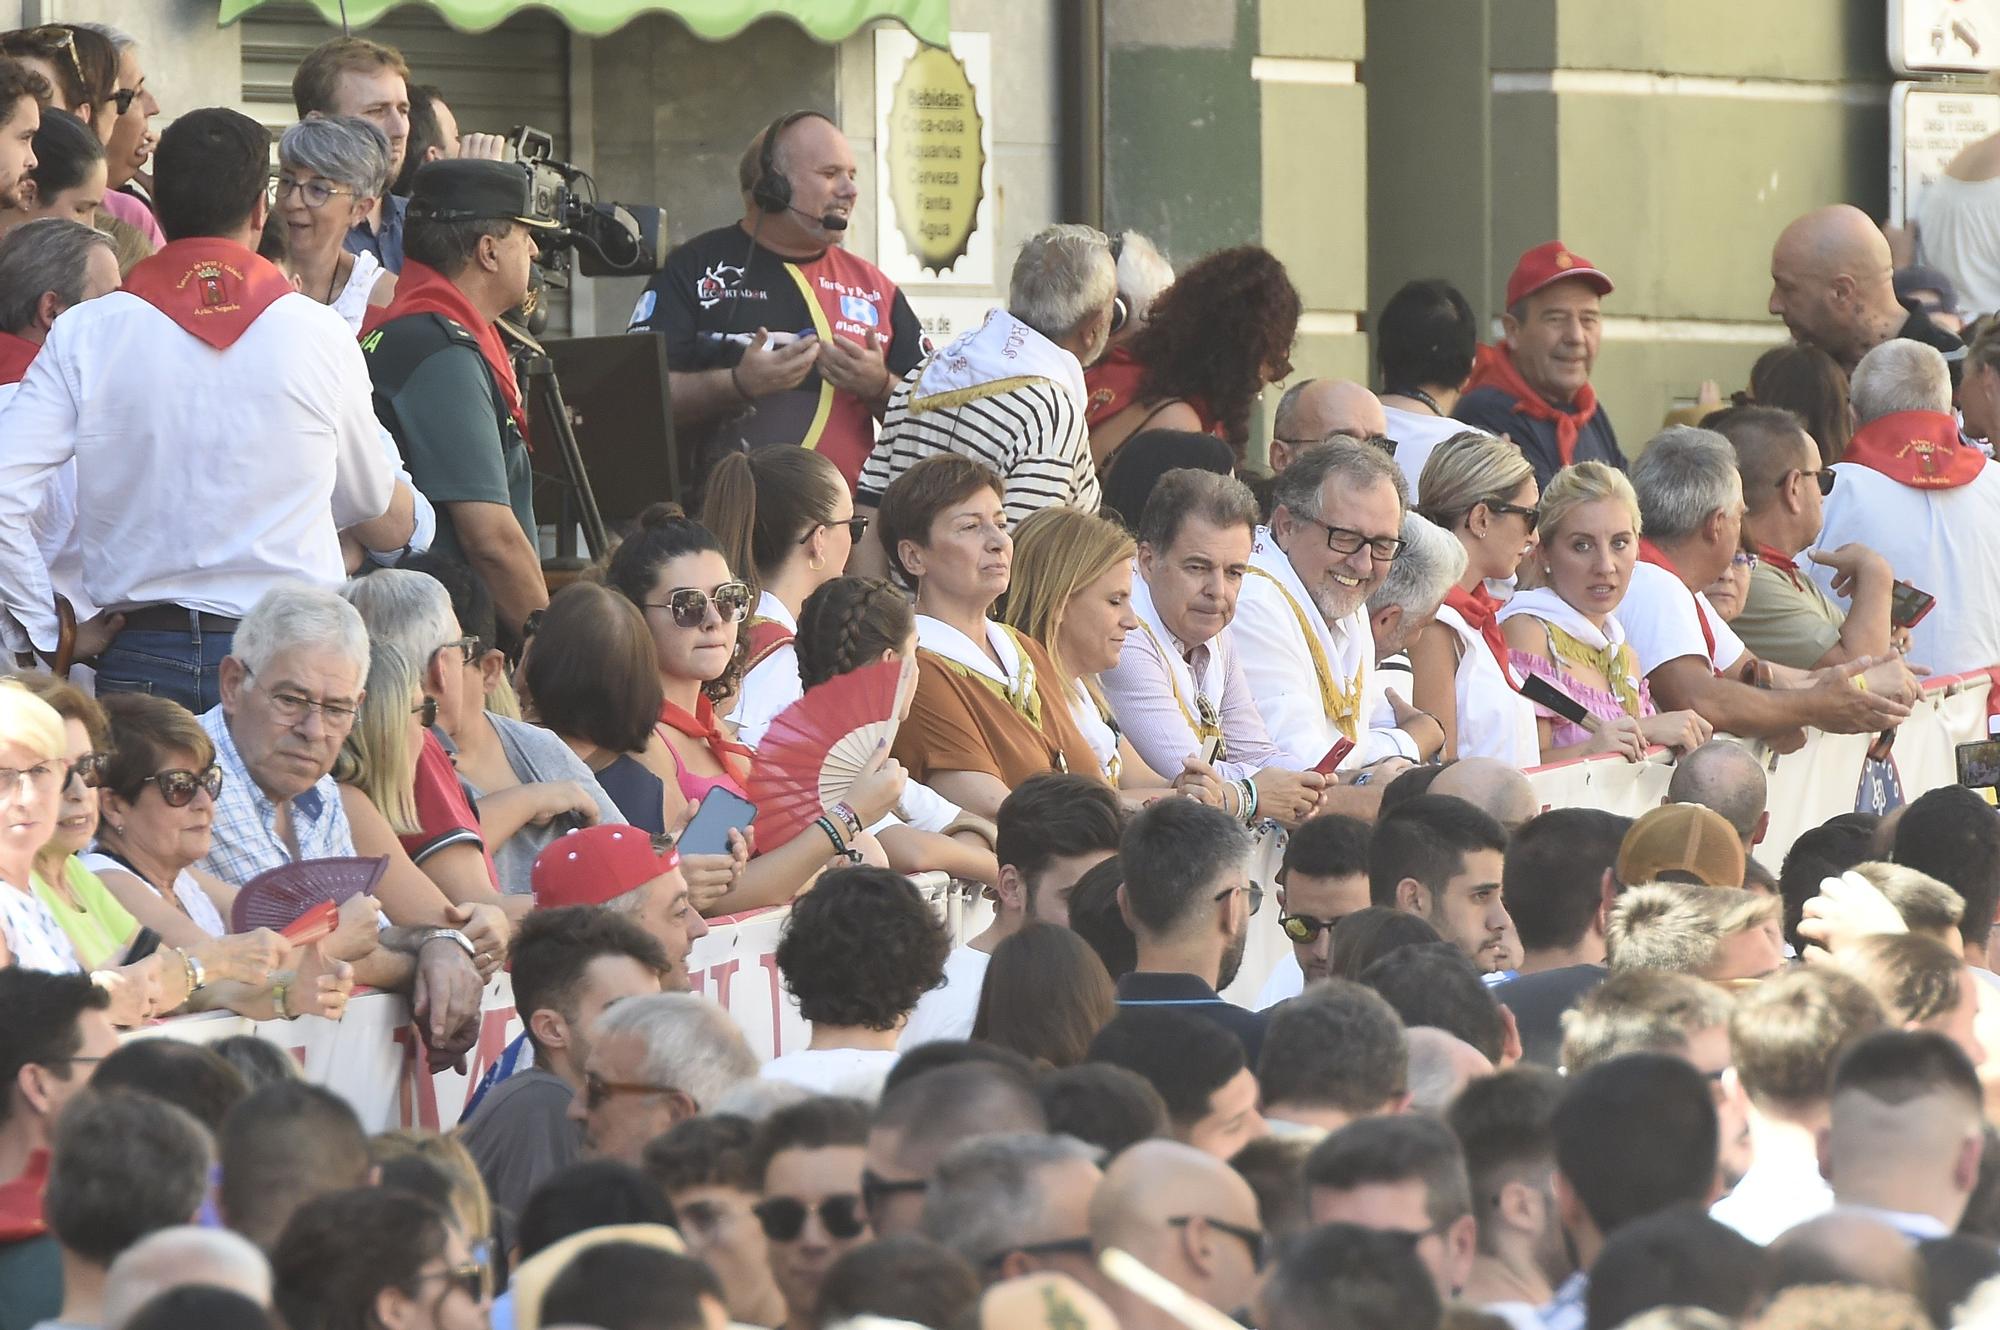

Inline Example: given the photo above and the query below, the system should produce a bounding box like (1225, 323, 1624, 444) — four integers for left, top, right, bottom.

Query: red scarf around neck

(362, 260, 527, 442)
(0, 331, 38, 385)
(1755, 542, 1806, 591)
(1443, 584, 1521, 689)
(1843, 410, 1985, 490)
(122, 239, 294, 350)
(657, 695, 754, 774)
(1638, 538, 1718, 666)
(1462, 342, 1599, 467)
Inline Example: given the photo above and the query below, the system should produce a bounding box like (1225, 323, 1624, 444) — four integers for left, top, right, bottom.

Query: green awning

(217, 0, 948, 44)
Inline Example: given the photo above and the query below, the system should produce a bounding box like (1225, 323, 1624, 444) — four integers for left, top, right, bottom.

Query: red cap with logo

(1506, 241, 1614, 308)
(532, 824, 681, 910)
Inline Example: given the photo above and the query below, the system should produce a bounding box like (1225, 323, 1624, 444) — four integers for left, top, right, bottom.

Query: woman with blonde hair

(1408, 431, 1543, 765)
(1497, 463, 1711, 762)
(337, 642, 432, 838)
(1000, 506, 1163, 789)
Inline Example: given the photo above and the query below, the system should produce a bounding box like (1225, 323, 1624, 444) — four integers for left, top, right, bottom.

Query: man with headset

(628, 110, 927, 490)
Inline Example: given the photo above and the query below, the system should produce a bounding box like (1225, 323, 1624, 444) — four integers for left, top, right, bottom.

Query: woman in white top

(1409, 431, 1543, 766)
(1000, 505, 1169, 794)
(274, 116, 397, 331)
(701, 446, 857, 748)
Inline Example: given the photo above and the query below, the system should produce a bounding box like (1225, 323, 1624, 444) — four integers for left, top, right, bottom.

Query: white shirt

(734, 593, 804, 749)
(1070, 679, 1121, 783)
(331, 250, 384, 331)
(1709, 1145, 1833, 1245)
(1619, 559, 1748, 678)
(1232, 527, 1380, 771)
(0, 290, 394, 652)
(760, 1048, 901, 1103)
(0, 882, 81, 973)
(1256, 950, 1305, 1009)
(80, 852, 228, 938)
(1435, 603, 1543, 768)
(1918, 173, 2000, 319)
(1383, 405, 1474, 499)
(899, 944, 992, 1048)
(1811, 459, 2000, 676)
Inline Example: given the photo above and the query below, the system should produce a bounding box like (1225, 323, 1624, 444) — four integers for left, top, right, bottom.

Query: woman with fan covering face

(604, 508, 909, 915)
(878, 456, 1100, 820)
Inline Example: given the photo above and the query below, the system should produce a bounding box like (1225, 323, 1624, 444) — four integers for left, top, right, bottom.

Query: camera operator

(627, 110, 928, 491)
(361, 159, 555, 636)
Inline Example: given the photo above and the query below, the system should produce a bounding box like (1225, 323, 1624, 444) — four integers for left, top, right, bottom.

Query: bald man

(1666, 740, 1769, 860)
(103, 1227, 273, 1327)
(1088, 1140, 1263, 1330)
(1432, 758, 1539, 835)
(1269, 379, 1388, 473)
(1768, 204, 1964, 383)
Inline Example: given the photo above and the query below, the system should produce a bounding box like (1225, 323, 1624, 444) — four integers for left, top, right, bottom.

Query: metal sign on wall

(1891, 0, 2000, 75)
(1890, 81, 2000, 224)
(874, 29, 995, 287)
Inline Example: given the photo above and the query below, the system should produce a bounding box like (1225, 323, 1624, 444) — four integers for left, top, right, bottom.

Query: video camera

(508, 126, 666, 288)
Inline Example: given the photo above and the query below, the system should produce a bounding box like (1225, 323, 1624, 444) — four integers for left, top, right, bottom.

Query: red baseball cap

(1506, 241, 1614, 308)
(532, 824, 681, 910)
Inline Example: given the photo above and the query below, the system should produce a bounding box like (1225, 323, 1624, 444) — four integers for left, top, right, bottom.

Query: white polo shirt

(1620, 560, 1748, 678)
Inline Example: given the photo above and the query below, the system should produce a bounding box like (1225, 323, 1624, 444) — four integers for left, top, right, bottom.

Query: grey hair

(0, 218, 115, 335)
(1367, 512, 1467, 618)
(1009, 224, 1118, 343)
(919, 1132, 1104, 1267)
(339, 569, 457, 685)
(232, 583, 371, 681)
(1270, 378, 1321, 443)
(104, 1226, 272, 1329)
(592, 992, 760, 1112)
(1136, 467, 1261, 555)
(1851, 338, 1953, 422)
(280, 115, 393, 200)
(1114, 230, 1175, 323)
(1271, 434, 1410, 525)
(1630, 426, 1744, 542)
(78, 23, 138, 52)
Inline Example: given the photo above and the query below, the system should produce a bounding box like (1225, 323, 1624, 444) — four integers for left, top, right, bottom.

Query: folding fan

(748, 656, 917, 849)
(230, 855, 390, 934)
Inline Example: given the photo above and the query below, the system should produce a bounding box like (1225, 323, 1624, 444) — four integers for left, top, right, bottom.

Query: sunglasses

(408, 1260, 488, 1303)
(804, 516, 870, 544)
(7, 27, 85, 96)
(1780, 467, 1837, 497)
(1167, 1215, 1266, 1271)
(582, 1071, 684, 1111)
(111, 86, 139, 115)
(142, 764, 224, 808)
(1278, 911, 1335, 944)
(1486, 501, 1540, 532)
(861, 1168, 928, 1217)
(1214, 882, 1264, 917)
(646, 581, 752, 628)
(753, 1193, 867, 1243)
(62, 752, 106, 791)
(413, 696, 439, 728)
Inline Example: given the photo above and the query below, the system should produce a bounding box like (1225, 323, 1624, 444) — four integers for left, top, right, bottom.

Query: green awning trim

(217, 0, 948, 45)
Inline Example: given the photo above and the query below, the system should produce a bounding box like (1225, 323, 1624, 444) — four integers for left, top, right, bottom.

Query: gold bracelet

(273, 978, 292, 1020)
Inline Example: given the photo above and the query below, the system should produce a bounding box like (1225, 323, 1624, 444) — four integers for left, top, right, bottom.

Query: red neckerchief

(0, 331, 38, 385)
(1461, 342, 1600, 467)
(657, 695, 754, 775)
(1638, 538, 1718, 667)
(1843, 410, 1986, 490)
(0, 1149, 49, 1242)
(363, 260, 528, 443)
(1443, 583, 1521, 689)
(122, 238, 294, 350)
(1083, 345, 1145, 428)
(1755, 542, 1805, 591)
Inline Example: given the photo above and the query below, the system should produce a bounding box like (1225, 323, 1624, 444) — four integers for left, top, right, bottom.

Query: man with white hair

(569, 991, 759, 1165)
(1620, 425, 1918, 741)
(855, 224, 1117, 561)
(1812, 338, 2000, 675)
(920, 1133, 1103, 1289)
(102, 1227, 271, 1329)
(1365, 510, 1467, 756)
(1235, 437, 1444, 775)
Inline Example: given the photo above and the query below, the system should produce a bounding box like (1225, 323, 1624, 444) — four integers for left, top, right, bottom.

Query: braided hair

(796, 577, 915, 690)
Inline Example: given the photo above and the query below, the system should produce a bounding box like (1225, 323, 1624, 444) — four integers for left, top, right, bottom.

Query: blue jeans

(93, 623, 235, 715)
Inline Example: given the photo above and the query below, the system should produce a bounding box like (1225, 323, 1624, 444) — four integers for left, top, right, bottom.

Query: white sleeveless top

(1435, 603, 1542, 769)
(331, 250, 384, 333)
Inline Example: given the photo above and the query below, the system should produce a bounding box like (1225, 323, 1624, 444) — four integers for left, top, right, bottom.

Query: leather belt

(121, 605, 241, 634)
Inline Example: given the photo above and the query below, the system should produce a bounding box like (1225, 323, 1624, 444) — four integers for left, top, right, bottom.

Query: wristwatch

(412, 927, 477, 960)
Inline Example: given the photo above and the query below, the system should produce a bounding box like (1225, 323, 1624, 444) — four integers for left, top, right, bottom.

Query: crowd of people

(5, 15, 2000, 1330)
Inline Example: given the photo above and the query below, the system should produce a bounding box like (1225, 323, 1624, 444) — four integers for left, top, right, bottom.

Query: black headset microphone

(753, 109, 848, 233)
(797, 204, 847, 232)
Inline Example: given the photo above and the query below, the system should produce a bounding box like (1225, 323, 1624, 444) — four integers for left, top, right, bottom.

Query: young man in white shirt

(1823, 1029, 1985, 1241)
(901, 774, 1122, 1049)
(1376, 280, 1481, 492)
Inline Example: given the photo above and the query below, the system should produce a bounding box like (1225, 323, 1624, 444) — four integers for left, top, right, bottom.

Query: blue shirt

(345, 193, 408, 274)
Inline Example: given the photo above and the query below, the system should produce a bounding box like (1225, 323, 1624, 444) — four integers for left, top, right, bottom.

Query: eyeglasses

(1300, 514, 1407, 562)
(646, 581, 752, 628)
(407, 1260, 489, 1304)
(1278, 911, 1335, 944)
(805, 516, 870, 544)
(861, 1168, 929, 1218)
(61, 752, 106, 791)
(582, 1070, 685, 1111)
(1486, 501, 1540, 532)
(981, 1236, 1095, 1270)
(1214, 882, 1264, 917)
(0, 762, 63, 796)
(1167, 1215, 1266, 1271)
(437, 635, 480, 667)
(110, 86, 139, 115)
(141, 764, 224, 808)
(413, 696, 439, 728)
(1729, 551, 1760, 571)
(247, 668, 361, 730)
(1779, 467, 1837, 497)
(273, 175, 359, 209)
(754, 1193, 867, 1243)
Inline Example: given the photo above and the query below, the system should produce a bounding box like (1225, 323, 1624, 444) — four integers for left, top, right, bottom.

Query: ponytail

(695, 448, 845, 601)
(699, 453, 764, 601)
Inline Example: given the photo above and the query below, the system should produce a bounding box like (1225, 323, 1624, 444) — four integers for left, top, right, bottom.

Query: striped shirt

(857, 367, 1101, 520)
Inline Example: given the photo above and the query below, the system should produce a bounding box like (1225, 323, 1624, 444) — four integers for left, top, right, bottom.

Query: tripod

(504, 320, 608, 564)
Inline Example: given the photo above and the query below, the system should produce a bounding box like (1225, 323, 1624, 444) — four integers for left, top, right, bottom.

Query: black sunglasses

(1214, 882, 1264, 917)
(861, 1168, 929, 1217)
(1782, 467, 1837, 497)
(646, 581, 753, 629)
(407, 1260, 488, 1303)
(1278, 911, 1335, 944)
(62, 752, 106, 791)
(413, 696, 439, 728)
(754, 1193, 867, 1242)
(1167, 1215, 1266, 1271)
(804, 516, 870, 544)
(141, 764, 223, 808)
(1486, 500, 1540, 532)
(110, 86, 139, 115)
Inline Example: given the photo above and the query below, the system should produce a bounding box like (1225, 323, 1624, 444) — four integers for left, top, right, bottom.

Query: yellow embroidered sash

(1244, 566, 1363, 741)
(1132, 615, 1227, 762)
(1544, 623, 1645, 720)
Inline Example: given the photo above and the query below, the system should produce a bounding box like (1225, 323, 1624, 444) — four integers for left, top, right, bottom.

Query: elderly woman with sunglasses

(602, 506, 906, 914)
(274, 116, 398, 330)
(1407, 432, 1546, 767)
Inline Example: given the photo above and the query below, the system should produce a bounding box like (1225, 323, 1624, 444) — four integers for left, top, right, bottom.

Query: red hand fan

(230, 856, 389, 934)
(280, 900, 340, 946)
(748, 656, 916, 849)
